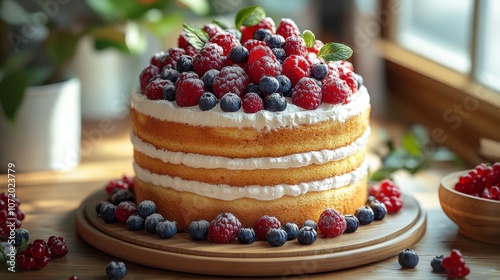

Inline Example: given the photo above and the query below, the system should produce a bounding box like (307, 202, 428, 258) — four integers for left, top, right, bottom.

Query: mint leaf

(212, 19, 229, 30)
(0, 70, 27, 123)
(317, 42, 353, 61)
(182, 23, 209, 50)
(235, 6, 265, 30)
(301, 30, 316, 48)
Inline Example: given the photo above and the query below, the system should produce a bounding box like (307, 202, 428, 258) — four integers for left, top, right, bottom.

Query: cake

(131, 7, 370, 231)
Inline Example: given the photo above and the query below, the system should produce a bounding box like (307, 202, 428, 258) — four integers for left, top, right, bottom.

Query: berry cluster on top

(138, 6, 361, 112)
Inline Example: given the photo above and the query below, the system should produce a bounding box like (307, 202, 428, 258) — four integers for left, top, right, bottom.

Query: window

(476, 0, 500, 92)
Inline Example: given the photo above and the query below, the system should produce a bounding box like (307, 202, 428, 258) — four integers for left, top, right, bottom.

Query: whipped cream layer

(134, 161, 368, 201)
(131, 126, 370, 170)
(131, 86, 370, 130)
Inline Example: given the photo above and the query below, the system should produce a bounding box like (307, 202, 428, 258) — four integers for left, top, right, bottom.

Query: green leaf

(301, 30, 316, 48)
(182, 23, 209, 50)
(178, 0, 210, 16)
(0, 71, 28, 123)
(317, 42, 353, 61)
(235, 6, 265, 30)
(402, 132, 422, 157)
(45, 29, 80, 66)
(212, 19, 229, 30)
(88, 25, 129, 52)
(144, 12, 184, 39)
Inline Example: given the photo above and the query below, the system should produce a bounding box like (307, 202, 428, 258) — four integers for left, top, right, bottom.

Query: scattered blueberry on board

(398, 248, 419, 268)
(106, 261, 127, 280)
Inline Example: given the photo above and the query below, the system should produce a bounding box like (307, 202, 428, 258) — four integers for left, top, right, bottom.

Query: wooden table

(1, 119, 499, 279)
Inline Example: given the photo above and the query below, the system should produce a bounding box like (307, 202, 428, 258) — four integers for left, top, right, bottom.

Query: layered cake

(131, 7, 370, 230)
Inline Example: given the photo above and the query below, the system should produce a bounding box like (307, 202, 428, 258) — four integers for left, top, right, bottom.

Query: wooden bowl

(439, 171, 500, 245)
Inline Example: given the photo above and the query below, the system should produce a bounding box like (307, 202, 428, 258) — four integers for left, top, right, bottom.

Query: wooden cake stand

(76, 190, 426, 277)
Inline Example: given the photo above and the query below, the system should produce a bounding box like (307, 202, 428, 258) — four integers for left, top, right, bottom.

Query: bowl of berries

(438, 162, 500, 245)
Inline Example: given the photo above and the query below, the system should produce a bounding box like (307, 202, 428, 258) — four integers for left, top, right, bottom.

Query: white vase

(0, 78, 81, 173)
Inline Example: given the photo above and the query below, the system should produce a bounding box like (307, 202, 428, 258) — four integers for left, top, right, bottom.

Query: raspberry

(247, 56, 281, 83)
(203, 23, 224, 38)
(282, 55, 310, 86)
(254, 215, 281, 240)
(177, 32, 191, 49)
(139, 65, 159, 92)
(212, 66, 251, 99)
(175, 71, 199, 88)
(308, 39, 324, 54)
(305, 52, 321, 68)
(326, 62, 340, 78)
(210, 32, 240, 56)
(336, 60, 355, 72)
(243, 39, 267, 52)
(184, 45, 199, 57)
(283, 36, 307, 57)
(378, 179, 402, 198)
(318, 208, 347, 238)
(176, 78, 205, 107)
(381, 196, 403, 213)
(341, 70, 359, 93)
(276, 18, 300, 39)
(114, 201, 138, 223)
(208, 212, 242, 243)
(150, 51, 169, 70)
(193, 43, 226, 76)
(291, 77, 322, 110)
(242, 92, 264, 113)
(321, 75, 352, 104)
(163, 47, 186, 69)
(144, 79, 171, 100)
(240, 17, 275, 43)
(248, 45, 274, 64)
(442, 249, 470, 278)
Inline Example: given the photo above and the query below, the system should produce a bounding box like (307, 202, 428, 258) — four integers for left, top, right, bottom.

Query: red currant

(17, 254, 36, 270)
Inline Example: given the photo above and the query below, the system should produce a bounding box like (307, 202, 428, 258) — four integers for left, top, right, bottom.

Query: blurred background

(0, 0, 499, 173)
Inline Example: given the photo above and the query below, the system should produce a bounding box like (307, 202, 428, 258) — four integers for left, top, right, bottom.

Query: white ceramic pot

(0, 78, 81, 172)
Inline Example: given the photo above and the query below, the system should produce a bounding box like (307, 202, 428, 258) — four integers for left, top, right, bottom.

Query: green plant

(0, 0, 207, 123)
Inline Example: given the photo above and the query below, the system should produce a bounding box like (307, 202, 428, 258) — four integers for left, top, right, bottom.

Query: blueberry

(95, 201, 110, 216)
(13, 228, 29, 247)
(266, 228, 287, 247)
(357, 74, 364, 88)
(344, 214, 359, 233)
(265, 93, 287, 112)
(106, 261, 127, 280)
(201, 69, 219, 89)
(144, 213, 165, 233)
(275, 75, 291, 96)
(155, 221, 177, 239)
(198, 92, 218, 111)
(126, 214, 145, 231)
(238, 227, 256, 244)
(228, 45, 249, 63)
(301, 220, 317, 231)
(354, 206, 375, 225)
(430, 255, 445, 273)
(283, 222, 299, 240)
(272, 48, 286, 63)
(100, 203, 117, 224)
(188, 220, 210, 241)
(311, 62, 329, 80)
(245, 83, 260, 94)
(160, 66, 180, 82)
(176, 55, 194, 73)
(137, 200, 157, 219)
(398, 248, 419, 268)
(162, 83, 176, 101)
(0, 242, 15, 259)
(109, 189, 134, 205)
(259, 76, 280, 94)
(297, 226, 317, 245)
(253, 28, 272, 41)
(370, 200, 387, 220)
(220, 93, 241, 112)
(264, 34, 285, 48)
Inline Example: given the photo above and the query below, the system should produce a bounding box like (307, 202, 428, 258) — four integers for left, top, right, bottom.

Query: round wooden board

(76, 190, 426, 277)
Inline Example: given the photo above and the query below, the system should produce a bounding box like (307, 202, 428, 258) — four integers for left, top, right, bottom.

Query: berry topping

(162, 83, 176, 101)
(228, 45, 250, 63)
(155, 220, 177, 239)
(137, 200, 157, 219)
(282, 54, 310, 86)
(441, 249, 470, 278)
(253, 28, 273, 41)
(144, 78, 171, 100)
(321, 75, 352, 104)
(114, 201, 137, 223)
(276, 18, 300, 39)
(283, 222, 299, 240)
(254, 215, 282, 240)
(243, 39, 267, 52)
(259, 76, 280, 94)
(176, 55, 194, 73)
(139, 65, 159, 92)
(297, 226, 317, 245)
(175, 71, 199, 88)
(342, 70, 359, 94)
(354, 206, 375, 225)
(272, 47, 286, 63)
(210, 32, 240, 56)
(344, 214, 359, 233)
(100, 203, 117, 224)
(193, 43, 226, 76)
(247, 48, 282, 82)
(291, 77, 322, 110)
(265, 93, 287, 112)
(264, 34, 285, 49)
(189, 220, 210, 241)
(430, 255, 445, 273)
(201, 69, 220, 89)
(240, 17, 275, 43)
(160, 66, 180, 83)
(311, 62, 329, 81)
(126, 214, 145, 231)
(199, 92, 218, 111)
(308, 39, 324, 54)
(275, 74, 292, 96)
(144, 213, 165, 233)
(177, 32, 191, 49)
(163, 47, 186, 69)
(398, 248, 419, 269)
(106, 261, 127, 280)
(203, 23, 224, 38)
(318, 208, 347, 238)
(109, 189, 134, 205)
(220, 93, 242, 112)
(266, 228, 288, 247)
(176, 77, 205, 107)
(208, 212, 242, 243)
(369, 200, 387, 220)
(283, 35, 307, 57)
(242, 92, 264, 113)
(238, 227, 256, 244)
(150, 51, 169, 69)
(212, 66, 251, 99)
